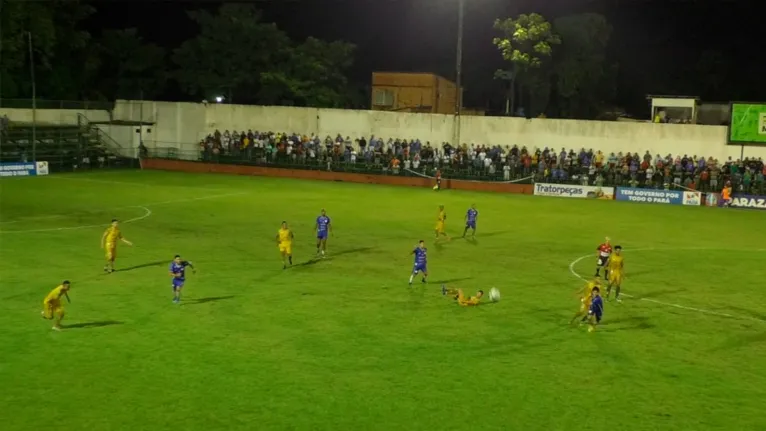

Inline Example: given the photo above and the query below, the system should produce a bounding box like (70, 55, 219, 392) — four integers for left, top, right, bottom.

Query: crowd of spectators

(199, 130, 766, 194)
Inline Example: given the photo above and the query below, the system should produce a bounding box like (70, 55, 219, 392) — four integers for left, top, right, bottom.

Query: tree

(493, 13, 560, 116)
(95, 28, 167, 100)
(0, 0, 97, 100)
(173, 3, 356, 107)
(260, 37, 356, 107)
(172, 3, 294, 103)
(552, 13, 616, 119)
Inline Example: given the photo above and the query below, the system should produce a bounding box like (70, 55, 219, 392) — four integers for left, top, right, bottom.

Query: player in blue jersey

(462, 204, 479, 238)
(585, 286, 604, 332)
(169, 255, 195, 304)
(409, 240, 428, 286)
(316, 209, 333, 257)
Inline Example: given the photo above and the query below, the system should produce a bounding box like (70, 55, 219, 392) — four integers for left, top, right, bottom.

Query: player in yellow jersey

(442, 285, 484, 306)
(434, 205, 450, 242)
(605, 245, 625, 302)
(101, 219, 133, 273)
(276, 221, 294, 269)
(570, 279, 601, 325)
(41, 281, 71, 331)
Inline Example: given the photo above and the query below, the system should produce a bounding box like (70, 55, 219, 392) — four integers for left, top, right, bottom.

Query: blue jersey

(589, 295, 604, 317)
(170, 261, 192, 281)
(317, 215, 331, 233)
(466, 208, 478, 226)
(413, 247, 427, 265)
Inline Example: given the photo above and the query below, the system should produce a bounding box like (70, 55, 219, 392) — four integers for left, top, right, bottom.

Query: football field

(1, 170, 764, 431)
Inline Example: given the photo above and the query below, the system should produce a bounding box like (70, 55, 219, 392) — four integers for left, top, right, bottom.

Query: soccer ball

(433, 185, 439, 190)
(489, 287, 500, 302)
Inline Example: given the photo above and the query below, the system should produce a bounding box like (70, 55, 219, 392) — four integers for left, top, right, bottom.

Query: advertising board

(615, 188, 689, 205)
(0, 161, 49, 177)
(533, 183, 614, 199)
(729, 195, 766, 210)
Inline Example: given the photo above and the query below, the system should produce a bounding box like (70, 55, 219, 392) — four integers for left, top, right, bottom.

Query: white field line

(0, 192, 246, 234)
(0, 206, 152, 234)
(568, 248, 766, 323)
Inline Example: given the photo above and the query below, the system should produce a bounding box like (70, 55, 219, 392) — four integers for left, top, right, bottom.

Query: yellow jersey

(607, 254, 624, 273)
(438, 210, 446, 223)
(458, 291, 480, 306)
(278, 228, 292, 243)
(44, 285, 66, 304)
(582, 281, 599, 302)
(104, 226, 122, 244)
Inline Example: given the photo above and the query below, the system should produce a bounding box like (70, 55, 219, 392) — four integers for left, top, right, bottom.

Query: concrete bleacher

(0, 123, 124, 171)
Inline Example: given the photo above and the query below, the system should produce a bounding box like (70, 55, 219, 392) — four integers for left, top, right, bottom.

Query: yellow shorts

(279, 242, 292, 255)
(579, 297, 591, 313)
(608, 272, 623, 285)
(435, 222, 445, 233)
(43, 302, 63, 319)
(105, 243, 116, 260)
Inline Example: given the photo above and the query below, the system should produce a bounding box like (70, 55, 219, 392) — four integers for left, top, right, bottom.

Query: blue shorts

(413, 263, 427, 274)
(172, 279, 185, 290)
(588, 309, 602, 322)
(466, 221, 476, 229)
(317, 231, 328, 240)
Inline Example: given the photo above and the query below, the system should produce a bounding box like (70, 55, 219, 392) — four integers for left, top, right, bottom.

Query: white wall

(8, 101, 766, 161)
(113, 100, 206, 153)
(0, 108, 111, 124)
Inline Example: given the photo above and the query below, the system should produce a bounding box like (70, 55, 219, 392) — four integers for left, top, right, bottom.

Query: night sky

(86, 0, 763, 115)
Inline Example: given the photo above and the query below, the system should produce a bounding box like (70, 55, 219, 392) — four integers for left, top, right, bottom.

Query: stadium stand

(180, 130, 766, 194)
(0, 120, 134, 172)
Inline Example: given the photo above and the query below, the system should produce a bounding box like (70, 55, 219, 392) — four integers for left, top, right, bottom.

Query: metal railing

(0, 98, 114, 111)
(77, 113, 130, 157)
(149, 148, 766, 194)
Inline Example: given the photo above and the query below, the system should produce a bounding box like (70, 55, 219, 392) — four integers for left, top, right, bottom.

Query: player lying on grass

(442, 285, 484, 306)
(41, 281, 71, 331)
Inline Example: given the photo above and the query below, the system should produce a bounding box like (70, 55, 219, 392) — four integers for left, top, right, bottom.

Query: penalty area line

(0, 206, 152, 234)
(568, 249, 766, 324)
(0, 191, 247, 234)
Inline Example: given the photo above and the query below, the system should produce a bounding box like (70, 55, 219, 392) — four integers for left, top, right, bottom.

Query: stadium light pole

(453, 0, 464, 147)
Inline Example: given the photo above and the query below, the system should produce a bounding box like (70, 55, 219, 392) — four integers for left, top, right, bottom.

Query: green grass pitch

(1, 170, 765, 431)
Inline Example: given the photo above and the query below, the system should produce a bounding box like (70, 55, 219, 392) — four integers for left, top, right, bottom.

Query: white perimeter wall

(0, 108, 111, 124)
(4, 101, 766, 161)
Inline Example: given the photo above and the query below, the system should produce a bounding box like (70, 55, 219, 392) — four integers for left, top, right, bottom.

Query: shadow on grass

(430, 277, 472, 285)
(116, 260, 166, 272)
(292, 247, 376, 268)
(65, 320, 124, 329)
(184, 295, 236, 305)
(598, 316, 655, 332)
(458, 235, 480, 246)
